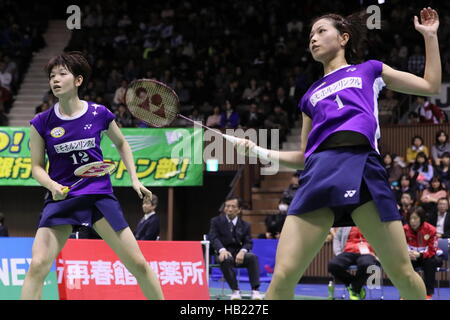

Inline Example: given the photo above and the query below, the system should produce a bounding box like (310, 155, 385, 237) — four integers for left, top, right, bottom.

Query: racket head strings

(74, 161, 117, 177)
(126, 79, 179, 127)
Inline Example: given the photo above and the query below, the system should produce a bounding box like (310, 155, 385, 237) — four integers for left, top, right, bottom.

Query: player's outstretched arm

(382, 7, 441, 96)
(234, 113, 311, 169)
(106, 120, 152, 199)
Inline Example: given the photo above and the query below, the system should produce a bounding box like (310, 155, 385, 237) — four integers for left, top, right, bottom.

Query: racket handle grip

(223, 134, 272, 161)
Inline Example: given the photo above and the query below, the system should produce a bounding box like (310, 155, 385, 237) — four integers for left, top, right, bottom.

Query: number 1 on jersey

(335, 94, 345, 110)
(70, 152, 90, 165)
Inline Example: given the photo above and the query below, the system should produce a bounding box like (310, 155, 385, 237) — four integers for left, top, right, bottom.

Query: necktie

(230, 221, 237, 243)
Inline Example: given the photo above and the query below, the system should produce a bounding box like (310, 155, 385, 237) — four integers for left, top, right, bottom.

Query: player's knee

(128, 257, 149, 278)
(272, 263, 298, 283)
(389, 263, 416, 284)
(28, 257, 52, 278)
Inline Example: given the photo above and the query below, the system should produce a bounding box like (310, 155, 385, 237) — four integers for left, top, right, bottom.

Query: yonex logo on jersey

(50, 127, 65, 138)
(344, 190, 357, 198)
(54, 138, 95, 153)
(310, 77, 362, 107)
(346, 67, 357, 72)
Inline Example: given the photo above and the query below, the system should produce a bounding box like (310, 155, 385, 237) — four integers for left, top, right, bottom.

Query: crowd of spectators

(0, 0, 49, 125)
(379, 130, 450, 239)
(25, 0, 450, 137)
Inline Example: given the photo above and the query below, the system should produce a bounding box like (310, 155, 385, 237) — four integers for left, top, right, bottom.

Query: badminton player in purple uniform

(21, 52, 164, 300)
(236, 8, 440, 300)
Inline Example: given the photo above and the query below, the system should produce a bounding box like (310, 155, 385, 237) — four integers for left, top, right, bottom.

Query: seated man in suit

(328, 226, 380, 300)
(427, 197, 450, 238)
(134, 194, 160, 241)
(208, 196, 262, 300)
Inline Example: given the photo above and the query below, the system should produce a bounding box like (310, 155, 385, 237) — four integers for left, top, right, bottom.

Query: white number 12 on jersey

(335, 94, 345, 110)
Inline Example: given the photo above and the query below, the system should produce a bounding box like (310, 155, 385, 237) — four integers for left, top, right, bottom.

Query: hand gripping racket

(61, 161, 117, 194)
(125, 79, 270, 160)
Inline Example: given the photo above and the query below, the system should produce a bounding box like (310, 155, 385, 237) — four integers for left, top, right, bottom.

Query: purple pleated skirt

(38, 193, 129, 232)
(288, 146, 402, 227)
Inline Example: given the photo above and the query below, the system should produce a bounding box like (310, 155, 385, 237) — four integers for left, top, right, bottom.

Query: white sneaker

(251, 290, 264, 300)
(230, 290, 242, 300)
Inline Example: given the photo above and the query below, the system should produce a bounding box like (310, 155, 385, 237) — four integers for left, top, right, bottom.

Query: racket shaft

(70, 178, 84, 188)
(61, 178, 83, 194)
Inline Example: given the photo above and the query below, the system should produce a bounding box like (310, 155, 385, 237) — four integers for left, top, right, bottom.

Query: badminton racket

(61, 160, 117, 194)
(125, 79, 270, 160)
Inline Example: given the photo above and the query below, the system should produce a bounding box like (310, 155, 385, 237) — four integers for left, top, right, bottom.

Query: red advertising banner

(56, 239, 209, 300)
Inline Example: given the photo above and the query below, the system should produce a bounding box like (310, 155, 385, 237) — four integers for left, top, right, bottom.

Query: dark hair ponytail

(311, 10, 369, 64)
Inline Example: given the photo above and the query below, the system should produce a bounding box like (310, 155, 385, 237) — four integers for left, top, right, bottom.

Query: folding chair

(413, 238, 448, 298)
(330, 264, 384, 300)
(203, 234, 242, 300)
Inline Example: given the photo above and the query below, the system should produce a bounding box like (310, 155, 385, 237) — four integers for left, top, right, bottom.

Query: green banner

(0, 127, 203, 187)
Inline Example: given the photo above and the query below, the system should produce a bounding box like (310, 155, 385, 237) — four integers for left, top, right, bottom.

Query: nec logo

(344, 190, 357, 198)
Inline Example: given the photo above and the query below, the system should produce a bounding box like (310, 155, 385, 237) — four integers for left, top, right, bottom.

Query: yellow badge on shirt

(424, 234, 430, 241)
(50, 127, 65, 138)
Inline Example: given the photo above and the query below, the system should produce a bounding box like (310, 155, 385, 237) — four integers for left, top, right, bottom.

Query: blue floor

(209, 279, 450, 300)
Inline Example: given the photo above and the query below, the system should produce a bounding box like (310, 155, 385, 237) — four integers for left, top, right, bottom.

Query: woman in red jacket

(404, 207, 443, 299)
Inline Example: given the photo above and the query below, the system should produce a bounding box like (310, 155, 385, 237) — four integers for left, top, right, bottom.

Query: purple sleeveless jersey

(299, 60, 385, 159)
(30, 101, 116, 195)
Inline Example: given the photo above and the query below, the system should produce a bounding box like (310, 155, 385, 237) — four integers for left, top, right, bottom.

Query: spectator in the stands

(174, 80, 190, 105)
(0, 61, 13, 112)
(258, 209, 286, 240)
(0, 102, 8, 126)
(242, 78, 262, 104)
(404, 207, 442, 300)
(220, 100, 240, 129)
(409, 152, 434, 191)
(407, 45, 425, 76)
(406, 135, 429, 165)
(0, 60, 12, 92)
(264, 105, 289, 142)
(382, 153, 403, 185)
(435, 152, 450, 189)
(378, 89, 399, 124)
(274, 86, 295, 126)
(35, 101, 50, 114)
(398, 192, 415, 225)
(188, 108, 204, 123)
(420, 176, 448, 215)
(417, 97, 446, 124)
(115, 103, 134, 128)
(225, 79, 242, 107)
(393, 174, 418, 203)
(281, 172, 300, 206)
(241, 103, 265, 129)
(113, 79, 128, 108)
(431, 130, 450, 166)
(427, 197, 450, 239)
(206, 106, 222, 129)
(405, 111, 421, 124)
